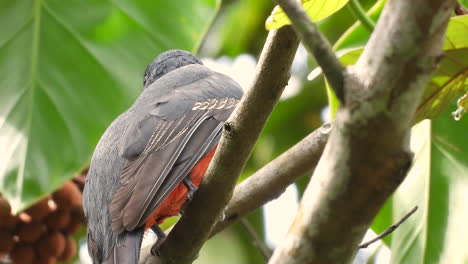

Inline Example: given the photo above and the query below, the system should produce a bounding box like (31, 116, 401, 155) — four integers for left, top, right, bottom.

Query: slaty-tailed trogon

(82, 49, 243, 264)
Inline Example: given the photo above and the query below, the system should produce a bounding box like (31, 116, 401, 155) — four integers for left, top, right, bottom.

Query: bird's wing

(110, 65, 243, 233)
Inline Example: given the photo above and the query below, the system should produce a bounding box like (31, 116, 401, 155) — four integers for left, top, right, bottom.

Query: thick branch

(142, 26, 299, 264)
(276, 0, 346, 102)
(269, 0, 454, 263)
(211, 122, 331, 236)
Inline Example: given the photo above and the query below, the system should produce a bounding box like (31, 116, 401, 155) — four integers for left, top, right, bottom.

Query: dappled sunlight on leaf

(266, 0, 349, 30)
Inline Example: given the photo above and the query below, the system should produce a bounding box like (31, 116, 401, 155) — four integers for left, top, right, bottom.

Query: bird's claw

(150, 225, 166, 256)
(183, 177, 197, 201)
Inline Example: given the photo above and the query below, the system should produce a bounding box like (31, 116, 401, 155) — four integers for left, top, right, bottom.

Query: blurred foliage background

(0, 0, 467, 263)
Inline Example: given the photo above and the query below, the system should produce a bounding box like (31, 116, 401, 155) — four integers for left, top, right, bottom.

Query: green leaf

(0, 0, 219, 213)
(460, 0, 468, 9)
(385, 108, 468, 263)
(265, 0, 349, 30)
(332, 0, 385, 51)
(216, 0, 273, 57)
(325, 79, 339, 119)
(414, 15, 468, 122)
(313, 15, 468, 123)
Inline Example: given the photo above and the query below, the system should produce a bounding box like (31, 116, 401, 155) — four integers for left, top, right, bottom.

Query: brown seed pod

(17, 221, 45, 243)
(45, 209, 71, 230)
(11, 243, 36, 264)
(37, 255, 57, 264)
(57, 235, 77, 262)
(52, 182, 82, 209)
(0, 197, 11, 216)
(0, 229, 14, 253)
(62, 219, 82, 235)
(25, 197, 52, 221)
(0, 213, 17, 229)
(71, 207, 86, 224)
(72, 168, 88, 192)
(37, 231, 66, 258)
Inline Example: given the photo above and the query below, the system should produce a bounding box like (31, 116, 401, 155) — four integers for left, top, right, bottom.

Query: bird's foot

(150, 225, 167, 256)
(183, 177, 198, 201)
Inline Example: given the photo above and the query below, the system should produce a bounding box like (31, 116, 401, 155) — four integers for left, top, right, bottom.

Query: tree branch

(142, 26, 300, 264)
(211, 122, 331, 236)
(276, 0, 346, 103)
(269, 0, 454, 263)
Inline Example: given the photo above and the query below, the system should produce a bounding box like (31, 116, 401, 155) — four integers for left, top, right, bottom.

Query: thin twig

(240, 218, 272, 261)
(359, 206, 419, 248)
(276, 0, 346, 103)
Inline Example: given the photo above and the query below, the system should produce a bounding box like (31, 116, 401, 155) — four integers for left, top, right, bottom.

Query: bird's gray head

(143, 49, 203, 88)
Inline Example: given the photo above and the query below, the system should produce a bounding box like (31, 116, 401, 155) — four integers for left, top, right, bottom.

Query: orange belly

(145, 146, 217, 229)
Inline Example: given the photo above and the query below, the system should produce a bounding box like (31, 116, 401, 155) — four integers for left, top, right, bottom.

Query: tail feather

(103, 229, 144, 264)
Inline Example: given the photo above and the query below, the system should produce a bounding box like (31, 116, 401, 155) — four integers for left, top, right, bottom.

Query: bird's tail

(103, 228, 144, 264)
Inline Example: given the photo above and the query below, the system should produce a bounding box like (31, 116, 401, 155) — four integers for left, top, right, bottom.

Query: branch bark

(269, 0, 454, 263)
(142, 26, 299, 264)
(211, 122, 331, 236)
(276, 0, 346, 103)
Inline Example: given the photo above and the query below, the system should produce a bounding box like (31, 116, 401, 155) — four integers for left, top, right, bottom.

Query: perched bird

(83, 49, 243, 263)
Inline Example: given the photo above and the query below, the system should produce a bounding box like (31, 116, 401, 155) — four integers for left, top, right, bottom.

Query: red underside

(145, 146, 217, 229)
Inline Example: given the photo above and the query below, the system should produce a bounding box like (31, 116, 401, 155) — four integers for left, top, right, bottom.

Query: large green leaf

(414, 15, 468, 122)
(215, 0, 273, 57)
(265, 0, 349, 30)
(386, 108, 468, 263)
(0, 0, 219, 213)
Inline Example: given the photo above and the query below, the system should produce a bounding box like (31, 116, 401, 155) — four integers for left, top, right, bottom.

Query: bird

(82, 49, 243, 264)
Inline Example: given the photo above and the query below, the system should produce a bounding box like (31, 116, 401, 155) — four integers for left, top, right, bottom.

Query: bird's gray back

(83, 110, 132, 262)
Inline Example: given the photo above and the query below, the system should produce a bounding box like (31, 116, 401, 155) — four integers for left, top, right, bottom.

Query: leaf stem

(348, 0, 375, 32)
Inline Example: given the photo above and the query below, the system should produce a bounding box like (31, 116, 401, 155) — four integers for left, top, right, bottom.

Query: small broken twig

(359, 205, 419, 248)
(240, 218, 272, 261)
